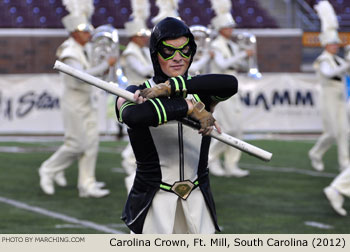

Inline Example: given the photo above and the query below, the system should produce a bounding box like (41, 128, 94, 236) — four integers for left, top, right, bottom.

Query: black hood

(149, 17, 197, 83)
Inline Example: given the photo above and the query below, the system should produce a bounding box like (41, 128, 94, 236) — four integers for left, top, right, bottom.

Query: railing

(294, 0, 319, 30)
(258, 0, 319, 29)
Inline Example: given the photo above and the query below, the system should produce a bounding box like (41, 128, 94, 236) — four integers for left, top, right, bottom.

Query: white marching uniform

(121, 41, 153, 86)
(330, 167, 350, 198)
(324, 166, 350, 216)
(39, 37, 110, 195)
(310, 50, 350, 171)
(121, 41, 153, 193)
(189, 50, 211, 75)
(208, 34, 249, 176)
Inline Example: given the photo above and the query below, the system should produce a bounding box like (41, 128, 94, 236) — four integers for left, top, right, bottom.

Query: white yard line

(0, 196, 125, 234)
(111, 167, 126, 173)
(55, 224, 85, 229)
(0, 145, 124, 153)
(241, 163, 337, 178)
(304, 221, 334, 230)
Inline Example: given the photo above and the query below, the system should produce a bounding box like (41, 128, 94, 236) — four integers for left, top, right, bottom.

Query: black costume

(116, 18, 238, 234)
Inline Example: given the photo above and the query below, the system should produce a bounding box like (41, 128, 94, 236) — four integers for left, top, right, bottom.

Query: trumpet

(189, 25, 213, 75)
(90, 24, 128, 88)
(189, 25, 212, 56)
(235, 32, 262, 79)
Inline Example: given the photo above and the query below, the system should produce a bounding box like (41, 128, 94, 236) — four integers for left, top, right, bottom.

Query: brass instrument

(190, 25, 212, 56)
(90, 24, 128, 88)
(189, 25, 212, 74)
(235, 32, 262, 79)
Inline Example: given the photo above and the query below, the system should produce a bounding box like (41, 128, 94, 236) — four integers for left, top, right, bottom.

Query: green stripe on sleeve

(155, 98, 167, 123)
(171, 77, 180, 94)
(144, 80, 151, 88)
(149, 99, 162, 125)
(119, 101, 135, 123)
(193, 94, 201, 102)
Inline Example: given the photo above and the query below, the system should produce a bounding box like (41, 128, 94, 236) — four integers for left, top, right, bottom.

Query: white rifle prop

(54, 60, 272, 161)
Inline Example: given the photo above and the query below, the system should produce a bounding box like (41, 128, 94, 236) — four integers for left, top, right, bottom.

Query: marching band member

(309, 0, 350, 172)
(120, 0, 153, 193)
(121, 0, 153, 86)
(324, 167, 350, 216)
(39, 0, 115, 198)
(189, 25, 214, 75)
(208, 0, 252, 177)
(309, 0, 350, 217)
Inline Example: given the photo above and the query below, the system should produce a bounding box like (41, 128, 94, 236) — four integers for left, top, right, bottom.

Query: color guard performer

(120, 0, 153, 193)
(116, 17, 238, 233)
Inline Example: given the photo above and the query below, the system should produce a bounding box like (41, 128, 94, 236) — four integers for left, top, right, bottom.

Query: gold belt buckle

(171, 180, 195, 200)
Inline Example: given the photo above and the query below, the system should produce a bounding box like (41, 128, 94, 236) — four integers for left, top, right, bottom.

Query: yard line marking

(108, 223, 131, 228)
(56, 223, 128, 230)
(0, 196, 125, 234)
(0, 146, 58, 153)
(0, 146, 124, 153)
(241, 163, 337, 178)
(111, 167, 126, 173)
(55, 224, 85, 229)
(304, 221, 333, 229)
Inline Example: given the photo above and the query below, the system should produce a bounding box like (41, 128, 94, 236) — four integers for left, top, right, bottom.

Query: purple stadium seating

(307, 0, 350, 30)
(0, 0, 278, 29)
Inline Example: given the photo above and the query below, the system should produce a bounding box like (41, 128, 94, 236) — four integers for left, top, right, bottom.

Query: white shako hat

(151, 0, 180, 25)
(210, 0, 236, 30)
(61, 0, 94, 33)
(314, 0, 341, 46)
(62, 15, 94, 33)
(125, 0, 151, 37)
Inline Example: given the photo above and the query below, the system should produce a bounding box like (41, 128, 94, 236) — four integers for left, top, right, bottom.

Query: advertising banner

(238, 73, 322, 133)
(0, 74, 116, 134)
(0, 73, 324, 134)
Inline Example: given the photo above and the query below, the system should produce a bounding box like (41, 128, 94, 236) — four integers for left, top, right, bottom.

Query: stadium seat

(0, 0, 278, 29)
(305, 0, 350, 30)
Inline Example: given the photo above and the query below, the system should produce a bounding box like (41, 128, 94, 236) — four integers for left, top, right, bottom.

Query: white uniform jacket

(121, 41, 153, 86)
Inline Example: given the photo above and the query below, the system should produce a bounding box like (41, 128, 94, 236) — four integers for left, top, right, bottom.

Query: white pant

(121, 143, 137, 193)
(209, 95, 242, 167)
(40, 92, 99, 190)
(331, 167, 350, 197)
(310, 84, 350, 170)
(209, 138, 242, 167)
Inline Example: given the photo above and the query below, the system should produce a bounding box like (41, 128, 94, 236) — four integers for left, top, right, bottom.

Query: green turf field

(0, 138, 349, 234)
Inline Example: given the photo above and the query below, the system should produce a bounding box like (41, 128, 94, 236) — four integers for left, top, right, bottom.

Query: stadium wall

(0, 28, 325, 135)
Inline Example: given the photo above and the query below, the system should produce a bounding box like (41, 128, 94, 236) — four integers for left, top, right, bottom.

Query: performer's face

(157, 36, 191, 77)
(132, 35, 149, 47)
(220, 27, 233, 39)
(326, 43, 339, 54)
(72, 31, 92, 46)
